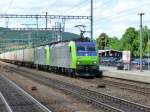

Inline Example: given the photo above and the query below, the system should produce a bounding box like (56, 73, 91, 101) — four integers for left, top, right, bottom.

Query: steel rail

(101, 79, 150, 95)
(0, 92, 13, 112)
(9, 68, 122, 112)
(0, 75, 52, 112)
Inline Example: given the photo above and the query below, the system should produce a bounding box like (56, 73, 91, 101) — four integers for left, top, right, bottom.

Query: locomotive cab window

(77, 46, 85, 51)
(87, 46, 96, 51)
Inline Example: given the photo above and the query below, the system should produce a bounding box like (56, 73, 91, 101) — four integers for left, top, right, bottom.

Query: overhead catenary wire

(92, 1, 150, 38)
(93, 0, 113, 10)
(63, 0, 89, 15)
(5, 0, 14, 14)
(93, 2, 150, 25)
(64, 0, 112, 15)
(63, 0, 112, 19)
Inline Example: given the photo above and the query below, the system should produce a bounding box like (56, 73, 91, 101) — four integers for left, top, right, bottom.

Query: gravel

(1, 61, 150, 108)
(3, 70, 101, 112)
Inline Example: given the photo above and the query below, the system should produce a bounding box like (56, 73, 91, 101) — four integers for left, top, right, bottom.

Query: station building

(98, 49, 122, 58)
(98, 49, 122, 66)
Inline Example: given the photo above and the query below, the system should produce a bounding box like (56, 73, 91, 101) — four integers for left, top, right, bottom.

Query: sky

(0, 0, 150, 39)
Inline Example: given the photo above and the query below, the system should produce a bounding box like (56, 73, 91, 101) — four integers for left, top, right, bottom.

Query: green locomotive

(42, 41, 99, 77)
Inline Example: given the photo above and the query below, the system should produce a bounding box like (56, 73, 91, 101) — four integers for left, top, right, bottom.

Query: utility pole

(62, 18, 65, 32)
(21, 23, 36, 47)
(36, 15, 39, 29)
(27, 32, 31, 47)
(45, 12, 48, 30)
(138, 13, 145, 72)
(5, 17, 9, 28)
(36, 15, 39, 46)
(44, 12, 48, 42)
(36, 15, 39, 71)
(148, 30, 150, 70)
(91, 0, 93, 41)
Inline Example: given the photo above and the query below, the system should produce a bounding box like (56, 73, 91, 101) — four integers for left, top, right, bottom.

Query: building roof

(98, 49, 122, 54)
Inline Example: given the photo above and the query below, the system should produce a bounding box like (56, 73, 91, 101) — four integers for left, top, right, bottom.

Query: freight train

(0, 41, 100, 77)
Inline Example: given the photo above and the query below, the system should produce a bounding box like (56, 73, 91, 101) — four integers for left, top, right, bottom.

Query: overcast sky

(0, 0, 150, 39)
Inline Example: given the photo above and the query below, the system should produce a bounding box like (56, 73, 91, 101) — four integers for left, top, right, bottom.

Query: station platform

(100, 66, 150, 83)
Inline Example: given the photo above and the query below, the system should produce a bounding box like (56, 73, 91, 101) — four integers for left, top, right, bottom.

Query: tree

(96, 26, 150, 57)
(145, 40, 150, 56)
(120, 27, 138, 57)
(108, 37, 121, 50)
(96, 33, 109, 50)
(96, 33, 121, 50)
(141, 26, 149, 57)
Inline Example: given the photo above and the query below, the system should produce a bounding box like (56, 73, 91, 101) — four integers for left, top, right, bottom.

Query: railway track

(100, 79, 150, 95)
(80, 76, 150, 95)
(7, 66, 150, 112)
(0, 92, 11, 112)
(0, 74, 51, 112)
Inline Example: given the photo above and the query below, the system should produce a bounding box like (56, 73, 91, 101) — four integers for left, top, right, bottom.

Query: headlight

(77, 61, 80, 64)
(93, 61, 97, 64)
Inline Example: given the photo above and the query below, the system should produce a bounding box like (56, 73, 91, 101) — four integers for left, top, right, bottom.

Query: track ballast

(0, 74, 51, 112)
(8, 66, 150, 112)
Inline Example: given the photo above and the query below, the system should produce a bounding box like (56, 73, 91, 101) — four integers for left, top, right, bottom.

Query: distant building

(98, 49, 122, 58)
